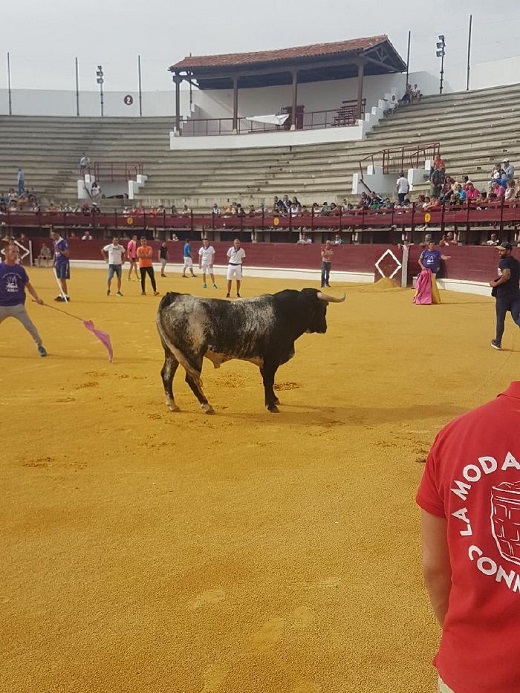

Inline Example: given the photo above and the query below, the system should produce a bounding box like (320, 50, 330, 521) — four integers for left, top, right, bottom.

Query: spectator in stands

(396, 172, 410, 205)
(432, 154, 445, 172)
(488, 163, 504, 191)
(333, 234, 344, 245)
(482, 233, 500, 246)
(505, 180, 516, 203)
(81, 231, 93, 241)
(358, 192, 371, 209)
(491, 180, 506, 199)
(170, 203, 178, 215)
(171, 233, 179, 242)
(17, 168, 25, 195)
(90, 181, 101, 200)
(320, 202, 331, 215)
(369, 192, 384, 210)
(297, 232, 312, 244)
(475, 190, 489, 208)
(181, 204, 191, 216)
(430, 165, 445, 198)
(36, 243, 52, 267)
(501, 159, 515, 187)
(411, 84, 422, 103)
(236, 203, 245, 217)
(424, 196, 441, 212)
(400, 83, 413, 104)
(79, 154, 90, 175)
(282, 194, 291, 213)
(465, 182, 480, 202)
(211, 203, 221, 216)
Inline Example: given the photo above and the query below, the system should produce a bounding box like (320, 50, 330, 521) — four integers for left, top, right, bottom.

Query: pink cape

(413, 269, 433, 305)
(82, 320, 113, 361)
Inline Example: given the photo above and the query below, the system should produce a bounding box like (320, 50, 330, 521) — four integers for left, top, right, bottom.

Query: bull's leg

(260, 363, 279, 413)
(161, 351, 180, 412)
(185, 356, 214, 414)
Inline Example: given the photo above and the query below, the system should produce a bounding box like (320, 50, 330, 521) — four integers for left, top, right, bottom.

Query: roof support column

(232, 76, 239, 133)
(290, 69, 299, 131)
(173, 74, 182, 136)
(356, 59, 365, 121)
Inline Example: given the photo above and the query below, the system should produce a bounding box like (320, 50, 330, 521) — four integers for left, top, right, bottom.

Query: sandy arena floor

(2, 266, 519, 693)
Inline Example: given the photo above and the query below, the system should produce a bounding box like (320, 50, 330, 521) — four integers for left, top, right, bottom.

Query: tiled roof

(170, 35, 389, 71)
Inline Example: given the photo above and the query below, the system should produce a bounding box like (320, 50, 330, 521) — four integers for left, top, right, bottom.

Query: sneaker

(326, 284, 331, 288)
(160, 274, 167, 278)
(154, 291, 160, 296)
(203, 283, 208, 289)
(491, 339, 502, 350)
(236, 293, 241, 298)
(182, 275, 187, 278)
(191, 274, 197, 278)
(213, 284, 218, 289)
(226, 293, 230, 298)
(106, 290, 111, 296)
(54, 295, 64, 302)
(141, 292, 146, 296)
(37, 345, 47, 357)
(116, 291, 123, 297)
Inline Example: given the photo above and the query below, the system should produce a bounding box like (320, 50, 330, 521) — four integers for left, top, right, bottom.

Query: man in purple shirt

(0, 244, 47, 356)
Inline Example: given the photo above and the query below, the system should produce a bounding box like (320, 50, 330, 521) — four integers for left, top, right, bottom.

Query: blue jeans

(495, 293, 520, 344)
(321, 262, 331, 287)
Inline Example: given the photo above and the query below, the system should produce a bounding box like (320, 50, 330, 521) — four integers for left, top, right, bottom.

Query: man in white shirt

(198, 239, 217, 289)
(395, 172, 410, 205)
(101, 236, 125, 296)
(226, 238, 246, 298)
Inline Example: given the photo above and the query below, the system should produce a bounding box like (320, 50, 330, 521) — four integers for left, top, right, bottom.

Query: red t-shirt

(417, 382, 520, 693)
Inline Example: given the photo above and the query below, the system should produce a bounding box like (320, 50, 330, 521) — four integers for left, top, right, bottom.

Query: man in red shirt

(417, 382, 520, 693)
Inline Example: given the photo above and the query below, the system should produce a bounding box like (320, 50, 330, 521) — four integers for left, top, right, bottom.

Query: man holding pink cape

(414, 240, 451, 305)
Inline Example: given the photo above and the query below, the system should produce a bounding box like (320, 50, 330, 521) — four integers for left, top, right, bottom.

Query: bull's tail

(156, 300, 204, 390)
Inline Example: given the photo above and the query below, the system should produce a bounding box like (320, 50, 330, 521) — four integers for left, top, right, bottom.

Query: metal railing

(180, 103, 366, 136)
(2, 197, 519, 238)
(89, 161, 144, 182)
(358, 143, 441, 180)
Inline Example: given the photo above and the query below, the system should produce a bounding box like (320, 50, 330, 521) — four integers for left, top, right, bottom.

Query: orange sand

(2, 267, 518, 692)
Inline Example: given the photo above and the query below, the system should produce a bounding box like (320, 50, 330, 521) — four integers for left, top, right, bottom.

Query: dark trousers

(140, 266, 157, 293)
(495, 293, 520, 344)
(321, 262, 331, 287)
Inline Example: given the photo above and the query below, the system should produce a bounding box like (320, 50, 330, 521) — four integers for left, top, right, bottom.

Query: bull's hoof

(166, 400, 180, 412)
(267, 404, 280, 413)
(202, 403, 215, 415)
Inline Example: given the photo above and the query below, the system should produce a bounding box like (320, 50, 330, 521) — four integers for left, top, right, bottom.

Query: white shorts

(226, 264, 243, 280)
(201, 263, 213, 271)
(183, 257, 193, 268)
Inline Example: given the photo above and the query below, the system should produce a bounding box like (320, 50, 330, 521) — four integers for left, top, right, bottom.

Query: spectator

(400, 83, 413, 104)
(36, 243, 52, 267)
(17, 168, 25, 195)
(396, 172, 410, 205)
(482, 233, 500, 246)
(297, 232, 312, 244)
(417, 381, 520, 693)
(333, 234, 344, 245)
(505, 180, 516, 203)
(79, 154, 90, 175)
(211, 203, 221, 216)
(430, 165, 445, 199)
(501, 158, 515, 187)
(90, 181, 101, 200)
(81, 231, 93, 241)
(411, 84, 422, 102)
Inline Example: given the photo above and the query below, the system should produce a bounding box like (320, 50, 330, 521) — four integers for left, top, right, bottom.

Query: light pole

(436, 36, 446, 95)
(96, 65, 104, 116)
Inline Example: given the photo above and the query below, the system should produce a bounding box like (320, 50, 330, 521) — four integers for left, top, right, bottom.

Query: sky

(3, 0, 520, 93)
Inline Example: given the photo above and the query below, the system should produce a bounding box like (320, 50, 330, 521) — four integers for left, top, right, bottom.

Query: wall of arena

(25, 237, 501, 296)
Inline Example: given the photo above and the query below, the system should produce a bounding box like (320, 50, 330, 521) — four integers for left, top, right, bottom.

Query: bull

(156, 288, 345, 413)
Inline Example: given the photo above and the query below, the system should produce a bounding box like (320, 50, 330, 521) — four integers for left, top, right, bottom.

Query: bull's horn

(317, 291, 346, 303)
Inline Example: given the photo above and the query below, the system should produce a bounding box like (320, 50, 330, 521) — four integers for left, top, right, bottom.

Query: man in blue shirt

(182, 239, 196, 278)
(0, 244, 47, 356)
(51, 230, 71, 301)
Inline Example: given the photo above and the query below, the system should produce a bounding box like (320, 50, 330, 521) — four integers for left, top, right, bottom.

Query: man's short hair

(499, 241, 513, 251)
